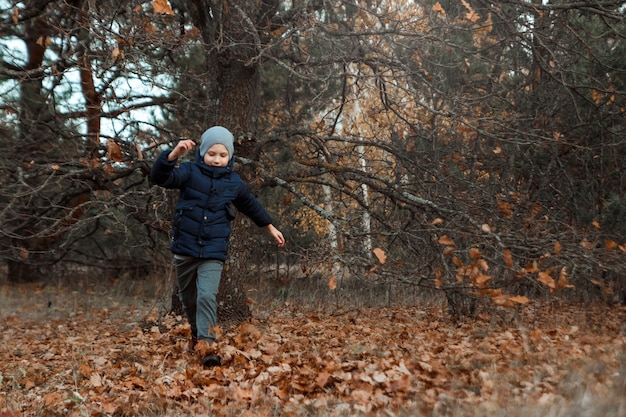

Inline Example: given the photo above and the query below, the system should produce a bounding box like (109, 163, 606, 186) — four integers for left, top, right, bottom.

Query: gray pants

(174, 257, 223, 343)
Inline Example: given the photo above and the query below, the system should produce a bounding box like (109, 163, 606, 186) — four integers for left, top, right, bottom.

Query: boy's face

(203, 144, 230, 167)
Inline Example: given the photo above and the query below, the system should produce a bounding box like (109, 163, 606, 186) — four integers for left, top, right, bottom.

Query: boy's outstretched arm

(266, 224, 285, 247)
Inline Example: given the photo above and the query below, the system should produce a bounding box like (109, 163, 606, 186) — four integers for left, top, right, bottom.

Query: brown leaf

(316, 371, 330, 388)
(469, 247, 481, 260)
(79, 362, 92, 378)
(508, 295, 530, 305)
(476, 258, 489, 271)
(491, 294, 514, 308)
(579, 238, 594, 249)
(434, 268, 443, 288)
(554, 240, 562, 256)
(152, 0, 175, 15)
(23, 379, 35, 390)
(103, 163, 115, 174)
(503, 249, 513, 269)
(438, 235, 455, 246)
(443, 245, 456, 256)
(111, 46, 123, 60)
(538, 271, 555, 292)
(524, 261, 540, 274)
(373, 247, 387, 264)
(89, 373, 103, 388)
(432, 2, 447, 15)
(461, 0, 480, 22)
(497, 201, 513, 217)
(473, 273, 492, 288)
(557, 267, 574, 290)
(328, 275, 337, 290)
(106, 138, 123, 162)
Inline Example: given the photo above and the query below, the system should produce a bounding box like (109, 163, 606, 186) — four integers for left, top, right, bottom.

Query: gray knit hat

(199, 126, 234, 159)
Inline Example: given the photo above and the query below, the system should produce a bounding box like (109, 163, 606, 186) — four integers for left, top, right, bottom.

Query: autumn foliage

(1, 0, 625, 414)
(1, 282, 624, 417)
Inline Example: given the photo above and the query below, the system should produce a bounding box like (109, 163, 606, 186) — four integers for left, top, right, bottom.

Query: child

(151, 126, 285, 367)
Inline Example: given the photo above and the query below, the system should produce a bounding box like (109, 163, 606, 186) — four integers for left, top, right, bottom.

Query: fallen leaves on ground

(0, 290, 624, 417)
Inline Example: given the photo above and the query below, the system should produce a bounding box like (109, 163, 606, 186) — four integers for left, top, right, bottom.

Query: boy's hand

(266, 224, 285, 247)
(168, 139, 196, 161)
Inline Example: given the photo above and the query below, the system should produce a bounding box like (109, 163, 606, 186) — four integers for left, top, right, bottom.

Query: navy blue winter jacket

(151, 150, 273, 260)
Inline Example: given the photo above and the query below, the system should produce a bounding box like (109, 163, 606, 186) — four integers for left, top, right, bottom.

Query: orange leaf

(106, 138, 123, 162)
(112, 46, 123, 60)
(473, 273, 492, 288)
(491, 294, 514, 308)
(579, 238, 594, 249)
(554, 241, 562, 256)
(592, 221, 601, 229)
(316, 371, 330, 388)
(103, 163, 115, 174)
(79, 362, 93, 377)
(524, 261, 540, 274)
(469, 247, 481, 260)
(474, 288, 501, 297)
(438, 235, 455, 245)
(442, 246, 456, 256)
(557, 266, 574, 290)
(497, 201, 513, 217)
(373, 247, 387, 264)
(538, 271, 555, 291)
(152, 0, 175, 15)
(476, 258, 489, 271)
(605, 239, 618, 251)
(502, 249, 513, 269)
(452, 256, 463, 268)
(432, 2, 447, 15)
(328, 275, 337, 290)
(89, 373, 103, 388)
(461, 0, 480, 22)
(508, 295, 530, 305)
(43, 391, 64, 407)
(434, 268, 443, 288)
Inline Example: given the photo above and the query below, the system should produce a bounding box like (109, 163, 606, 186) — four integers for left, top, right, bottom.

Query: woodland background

(0, 0, 625, 416)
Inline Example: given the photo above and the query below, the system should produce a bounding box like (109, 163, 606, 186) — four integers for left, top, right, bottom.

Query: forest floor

(0, 278, 624, 417)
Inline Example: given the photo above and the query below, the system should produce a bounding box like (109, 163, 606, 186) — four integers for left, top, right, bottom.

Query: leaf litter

(0, 286, 624, 417)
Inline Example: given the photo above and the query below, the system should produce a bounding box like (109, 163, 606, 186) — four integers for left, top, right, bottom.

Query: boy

(151, 126, 285, 367)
